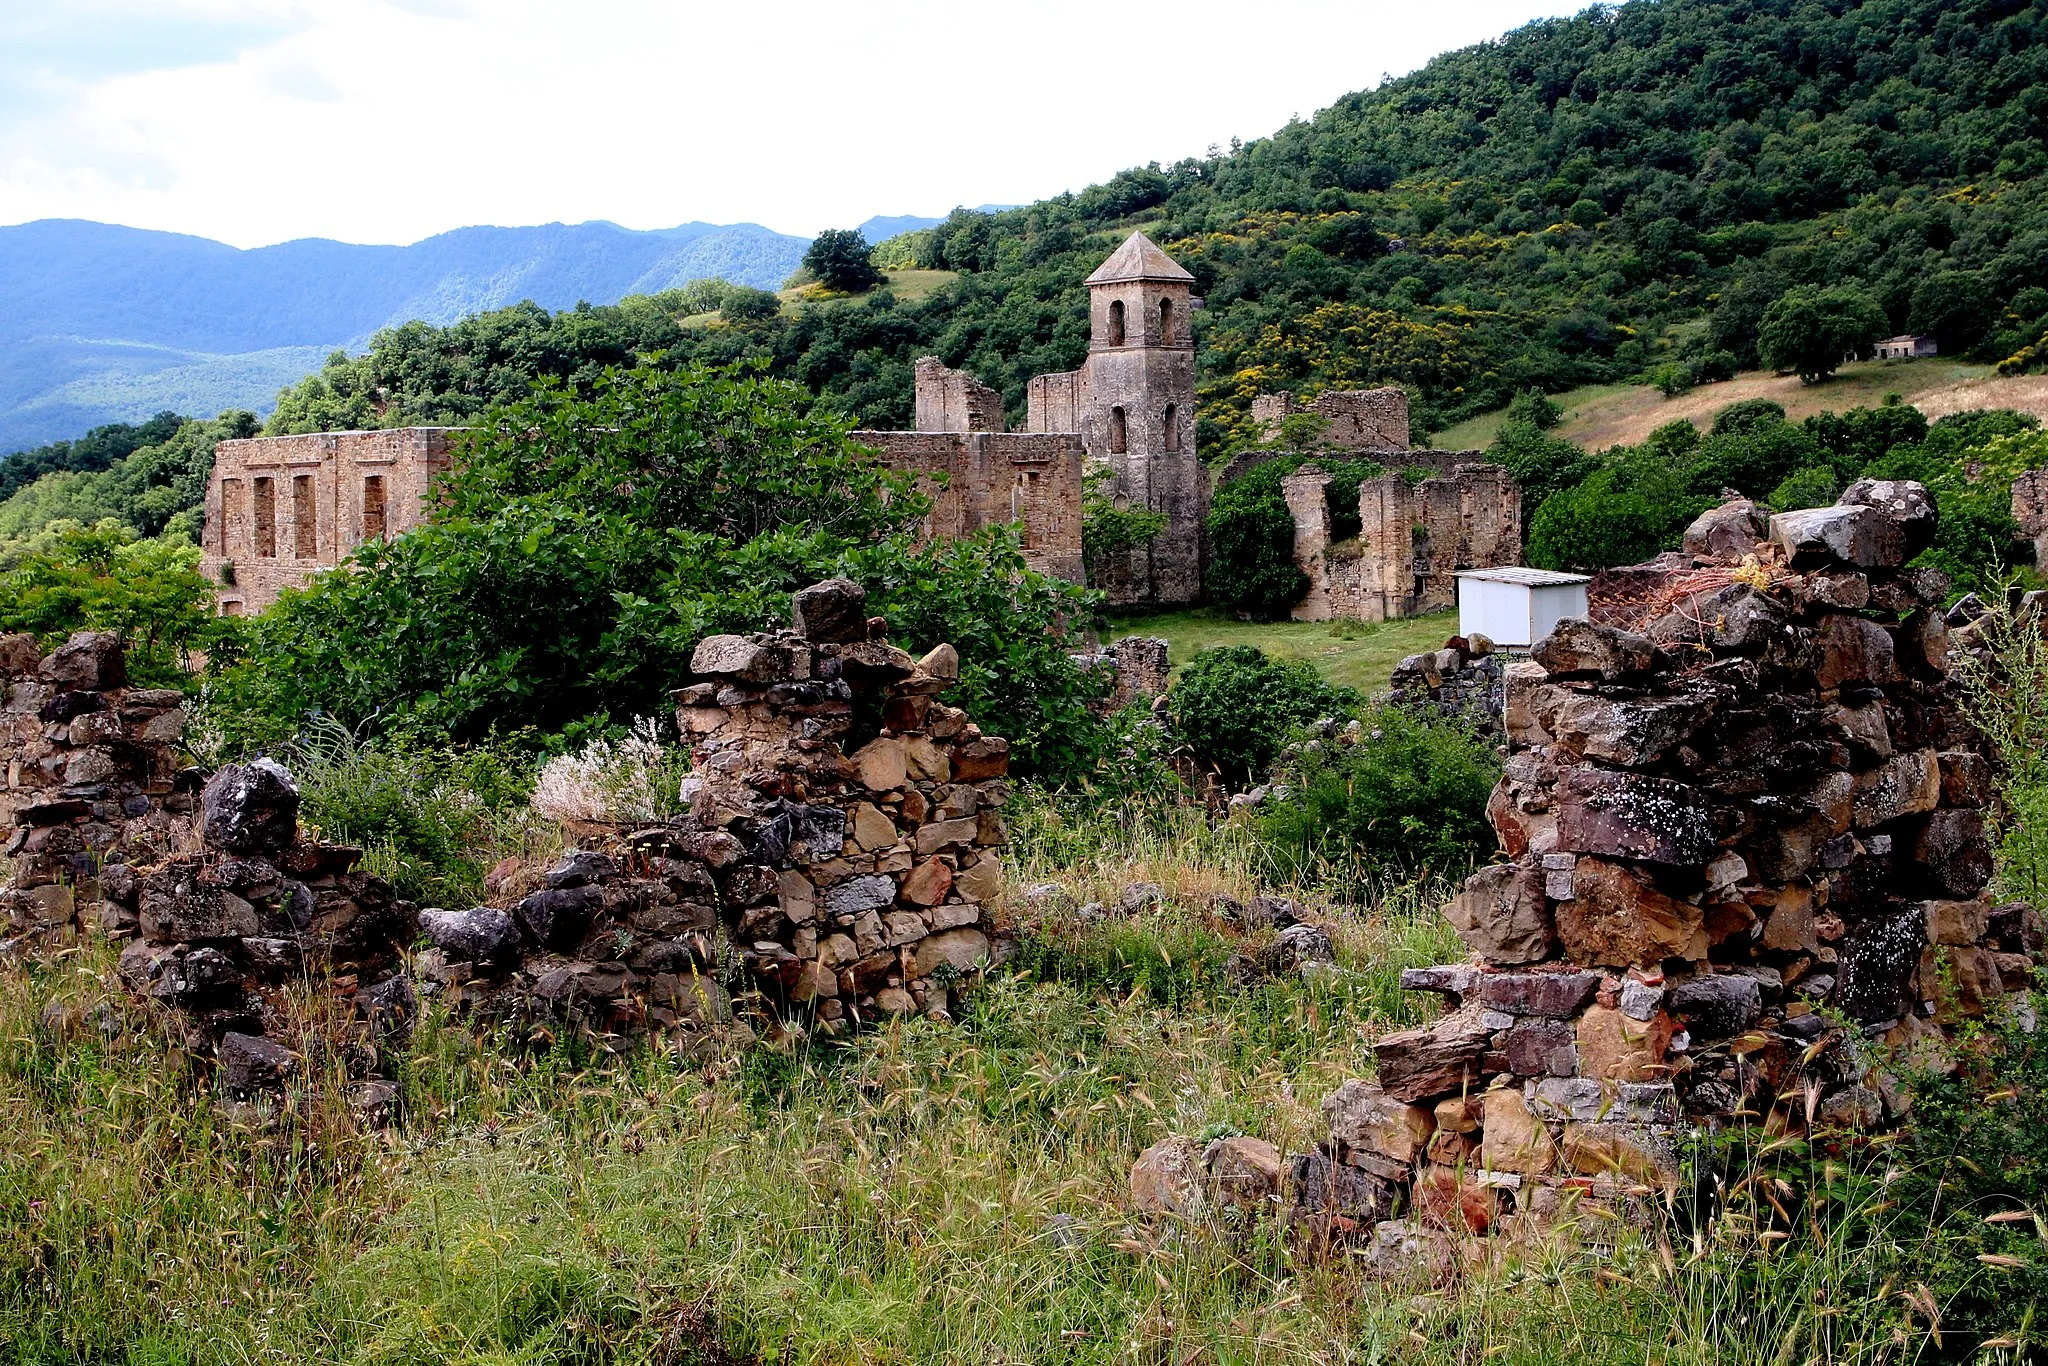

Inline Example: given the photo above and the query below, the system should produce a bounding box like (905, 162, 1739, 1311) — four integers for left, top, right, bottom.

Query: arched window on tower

(1107, 299, 1126, 346)
(1109, 406, 1128, 453)
(1159, 297, 1175, 346)
(1163, 403, 1180, 452)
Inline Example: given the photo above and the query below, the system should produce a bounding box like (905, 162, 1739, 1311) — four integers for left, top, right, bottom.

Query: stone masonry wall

(670, 578, 1011, 1026)
(856, 429, 1087, 584)
(0, 631, 198, 948)
(1285, 480, 2037, 1246)
(1252, 388, 1412, 453)
(1282, 463, 1522, 623)
(201, 427, 453, 615)
(914, 357, 1006, 434)
(2014, 466, 2048, 570)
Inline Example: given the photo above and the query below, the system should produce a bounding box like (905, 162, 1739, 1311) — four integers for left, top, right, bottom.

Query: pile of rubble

(1387, 634, 1506, 737)
(0, 631, 199, 947)
(418, 579, 1013, 1037)
(1283, 479, 2035, 1239)
(113, 759, 412, 1093)
(1130, 480, 2038, 1253)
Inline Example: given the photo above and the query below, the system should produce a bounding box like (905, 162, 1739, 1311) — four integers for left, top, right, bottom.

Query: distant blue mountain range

(1, 216, 819, 454)
(1, 208, 1019, 454)
(857, 207, 1013, 242)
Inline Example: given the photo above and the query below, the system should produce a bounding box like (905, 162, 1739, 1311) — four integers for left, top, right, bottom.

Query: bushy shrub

(290, 719, 538, 906)
(1488, 419, 1597, 510)
(1204, 481, 1309, 620)
(0, 519, 229, 686)
(530, 718, 693, 825)
(1528, 465, 1706, 571)
(1504, 388, 1563, 429)
(1766, 465, 1840, 511)
(1258, 707, 1500, 883)
(1168, 646, 1357, 786)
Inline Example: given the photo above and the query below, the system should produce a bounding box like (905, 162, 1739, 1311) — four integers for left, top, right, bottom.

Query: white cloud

(0, 0, 1588, 247)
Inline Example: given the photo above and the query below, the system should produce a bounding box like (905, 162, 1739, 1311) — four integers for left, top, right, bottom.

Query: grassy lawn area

(1103, 606, 1459, 692)
(1428, 359, 2048, 455)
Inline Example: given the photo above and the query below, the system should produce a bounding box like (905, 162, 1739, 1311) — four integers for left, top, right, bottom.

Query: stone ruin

(1280, 478, 2039, 1246)
(0, 630, 200, 942)
(1071, 634, 1172, 714)
(1387, 635, 1507, 738)
(8, 581, 1018, 1096)
(664, 577, 1011, 1026)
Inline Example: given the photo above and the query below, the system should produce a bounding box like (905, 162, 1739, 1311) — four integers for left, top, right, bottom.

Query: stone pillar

(1357, 474, 1416, 622)
(1283, 467, 1335, 622)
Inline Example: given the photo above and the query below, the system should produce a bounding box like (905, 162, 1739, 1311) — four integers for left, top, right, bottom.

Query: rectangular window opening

(362, 475, 387, 541)
(293, 474, 316, 558)
(253, 478, 276, 558)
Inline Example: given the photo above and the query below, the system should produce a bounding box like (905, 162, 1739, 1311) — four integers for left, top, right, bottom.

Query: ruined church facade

(1253, 387, 1523, 623)
(856, 231, 1207, 607)
(199, 427, 453, 615)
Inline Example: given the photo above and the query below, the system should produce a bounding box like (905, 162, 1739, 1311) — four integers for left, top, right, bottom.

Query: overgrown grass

(288, 719, 555, 907)
(4, 780, 2044, 1363)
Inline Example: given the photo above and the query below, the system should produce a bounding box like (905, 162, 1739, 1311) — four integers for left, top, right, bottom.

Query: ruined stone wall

(201, 427, 453, 615)
(1253, 388, 1411, 452)
(669, 579, 1011, 1026)
(1024, 370, 1085, 435)
(8, 584, 1022, 1095)
(1387, 638, 1505, 737)
(914, 357, 1006, 433)
(1070, 636, 1172, 713)
(2014, 467, 2048, 569)
(855, 430, 1086, 584)
(1285, 481, 2038, 1244)
(0, 631, 198, 947)
(1283, 464, 1521, 623)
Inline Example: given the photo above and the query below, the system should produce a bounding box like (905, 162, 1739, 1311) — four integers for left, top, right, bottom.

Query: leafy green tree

(1504, 389, 1563, 430)
(1528, 465, 1706, 572)
(1489, 420, 1597, 510)
(803, 230, 883, 294)
(1758, 287, 1889, 383)
(0, 410, 259, 543)
(1168, 646, 1357, 787)
(0, 412, 187, 501)
(218, 362, 1110, 778)
(1766, 466, 1840, 511)
(0, 520, 226, 685)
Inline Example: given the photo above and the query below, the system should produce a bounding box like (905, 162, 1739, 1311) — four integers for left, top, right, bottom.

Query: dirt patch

(1548, 361, 2047, 451)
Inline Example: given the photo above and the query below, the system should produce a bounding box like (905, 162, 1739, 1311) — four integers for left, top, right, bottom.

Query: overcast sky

(1, 0, 1589, 249)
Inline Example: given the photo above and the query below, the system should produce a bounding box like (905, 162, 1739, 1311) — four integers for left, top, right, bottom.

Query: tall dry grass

(2, 786, 2036, 1363)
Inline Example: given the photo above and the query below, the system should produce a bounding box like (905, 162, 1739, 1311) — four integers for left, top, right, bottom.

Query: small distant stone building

(1251, 388, 1412, 454)
(1874, 334, 1939, 360)
(857, 231, 1207, 607)
(1238, 385, 1523, 622)
(856, 362, 1088, 586)
(200, 428, 453, 614)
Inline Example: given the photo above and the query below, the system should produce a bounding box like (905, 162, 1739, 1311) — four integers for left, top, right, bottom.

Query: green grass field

(1103, 608, 1458, 692)
(1429, 358, 2048, 455)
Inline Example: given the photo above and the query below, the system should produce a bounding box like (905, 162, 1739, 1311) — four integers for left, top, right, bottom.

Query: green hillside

(260, 0, 2048, 451)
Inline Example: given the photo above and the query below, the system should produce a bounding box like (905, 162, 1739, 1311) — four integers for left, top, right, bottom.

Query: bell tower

(1080, 231, 1205, 606)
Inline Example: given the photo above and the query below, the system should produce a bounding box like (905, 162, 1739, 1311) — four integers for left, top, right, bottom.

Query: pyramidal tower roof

(1085, 230, 1195, 286)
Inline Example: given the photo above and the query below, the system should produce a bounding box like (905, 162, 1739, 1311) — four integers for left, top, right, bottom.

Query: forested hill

(265, 0, 2048, 451)
(0, 218, 811, 454)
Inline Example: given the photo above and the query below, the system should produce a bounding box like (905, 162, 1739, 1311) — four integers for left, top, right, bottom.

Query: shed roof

(1454, 566, 1592, 587)
(1085, 231, 1196, 286)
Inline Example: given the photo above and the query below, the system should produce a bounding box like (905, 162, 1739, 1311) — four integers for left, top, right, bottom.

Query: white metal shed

(1455, 567, 1592, 649)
